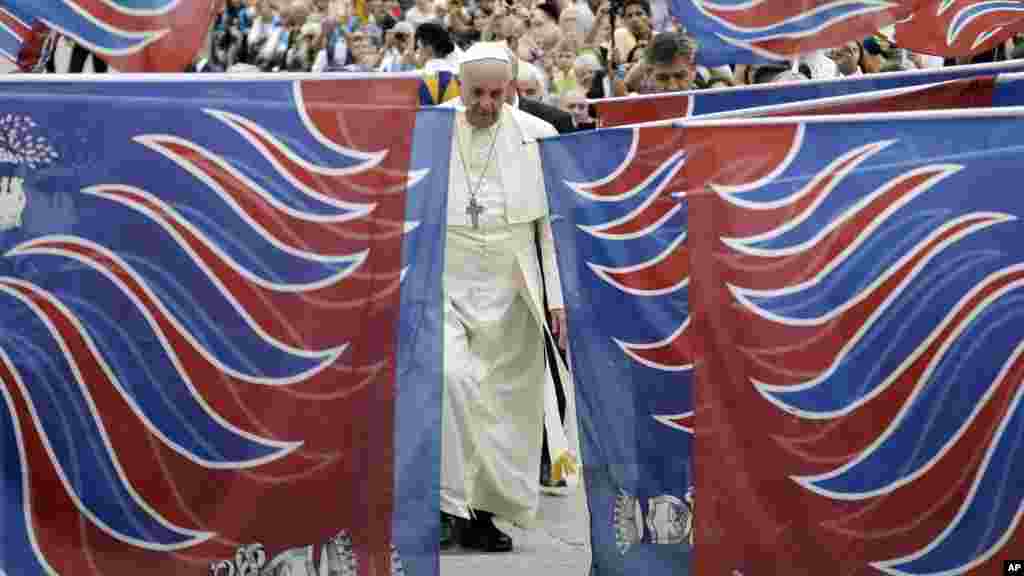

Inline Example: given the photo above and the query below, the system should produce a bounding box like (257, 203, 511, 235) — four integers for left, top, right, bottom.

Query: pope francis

(440, 42, 567, 552)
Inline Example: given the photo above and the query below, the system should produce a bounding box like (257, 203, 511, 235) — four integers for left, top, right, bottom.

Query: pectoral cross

(466, 195, 484, 229)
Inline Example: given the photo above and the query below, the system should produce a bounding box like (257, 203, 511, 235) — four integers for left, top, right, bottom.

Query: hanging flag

(895, 0, 1024, 58)
(668, 0, 920, 65)
(682, 107, 1024, 575)
(540, 120, 693, 576)
(591, 59, 1024, 126)
(0, 0, 222, 72)
(541, 101, 1024, 574)
(0, 75, 447, 576)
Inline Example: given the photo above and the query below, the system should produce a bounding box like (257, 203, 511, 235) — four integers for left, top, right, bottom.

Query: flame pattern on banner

(0, 80, 423, 575)
(0, 0, 218, 71)
(708, 124, 1024, 574)
(681, 0, 910, 61)
(568, 128, 692, 433)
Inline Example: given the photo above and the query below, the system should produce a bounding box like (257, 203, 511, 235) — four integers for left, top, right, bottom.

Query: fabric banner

(592, 59, 1024, 126)
(0, 74, 448, 576)
(0, 0, 221, 71)
(540, 122, 693, 576)
(666, 0, 917, 65)
(541, 106, 1024, 574)
(683, 108, 1024, 575)
(667, 0, 1024, 65)
(895, 0, 1024, 58)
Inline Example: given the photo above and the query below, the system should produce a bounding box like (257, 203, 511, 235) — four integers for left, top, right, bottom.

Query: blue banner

(540, 128, 692, 575)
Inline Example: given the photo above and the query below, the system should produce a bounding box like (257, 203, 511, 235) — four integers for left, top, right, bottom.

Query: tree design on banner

(0, 114, 58, 231)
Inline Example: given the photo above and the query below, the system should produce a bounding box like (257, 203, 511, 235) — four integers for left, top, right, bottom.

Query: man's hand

(550, 309, 568, 350)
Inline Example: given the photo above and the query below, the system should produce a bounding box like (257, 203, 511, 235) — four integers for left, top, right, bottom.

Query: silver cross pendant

(466, 195, 484, 229)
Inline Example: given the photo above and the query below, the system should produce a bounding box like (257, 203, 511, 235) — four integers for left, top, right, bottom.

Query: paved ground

(441, 485, 592, 576)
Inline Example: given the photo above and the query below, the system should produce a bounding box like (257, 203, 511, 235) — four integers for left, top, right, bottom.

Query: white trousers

(441, 224, 546, 525)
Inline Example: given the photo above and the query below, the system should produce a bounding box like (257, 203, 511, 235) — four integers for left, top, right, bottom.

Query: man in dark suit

(509, 58, 577, 134)
(518, 93, 576, 134)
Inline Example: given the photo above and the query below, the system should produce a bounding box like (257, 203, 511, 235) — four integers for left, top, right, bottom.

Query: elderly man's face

(574, 62, 596, 90)
(650, 54, 694, 93)
(516, 77, 543, 100)
(560, 92, 589, 125)
(463, 61, 512, 128)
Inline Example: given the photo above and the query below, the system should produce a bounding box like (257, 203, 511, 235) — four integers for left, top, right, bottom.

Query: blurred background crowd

(18, 0, 1024, 130)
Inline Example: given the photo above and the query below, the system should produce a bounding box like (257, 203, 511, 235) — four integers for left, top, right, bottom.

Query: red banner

(896, 0, 1024, 58)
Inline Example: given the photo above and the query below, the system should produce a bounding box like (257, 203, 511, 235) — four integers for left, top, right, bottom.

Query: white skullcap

(459, 41, 511, 66)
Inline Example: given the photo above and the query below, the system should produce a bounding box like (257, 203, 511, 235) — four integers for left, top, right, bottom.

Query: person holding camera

(378, 21, 417, 71)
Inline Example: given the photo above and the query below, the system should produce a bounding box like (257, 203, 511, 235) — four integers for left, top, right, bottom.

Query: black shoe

(540, 456, 552, 486)
(441, 512, 456, 550)
(460, 511, 513, 552)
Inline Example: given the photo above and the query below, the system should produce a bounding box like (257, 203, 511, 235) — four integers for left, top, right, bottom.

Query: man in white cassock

(439, 41, 568, 552)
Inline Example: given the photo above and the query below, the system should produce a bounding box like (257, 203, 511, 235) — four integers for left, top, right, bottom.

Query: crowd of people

(196, 0, 1024, 124)
(18, 0, 1024, 130)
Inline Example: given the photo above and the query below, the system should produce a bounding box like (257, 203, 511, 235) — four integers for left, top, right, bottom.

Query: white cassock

(439, 99, 566, 525)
